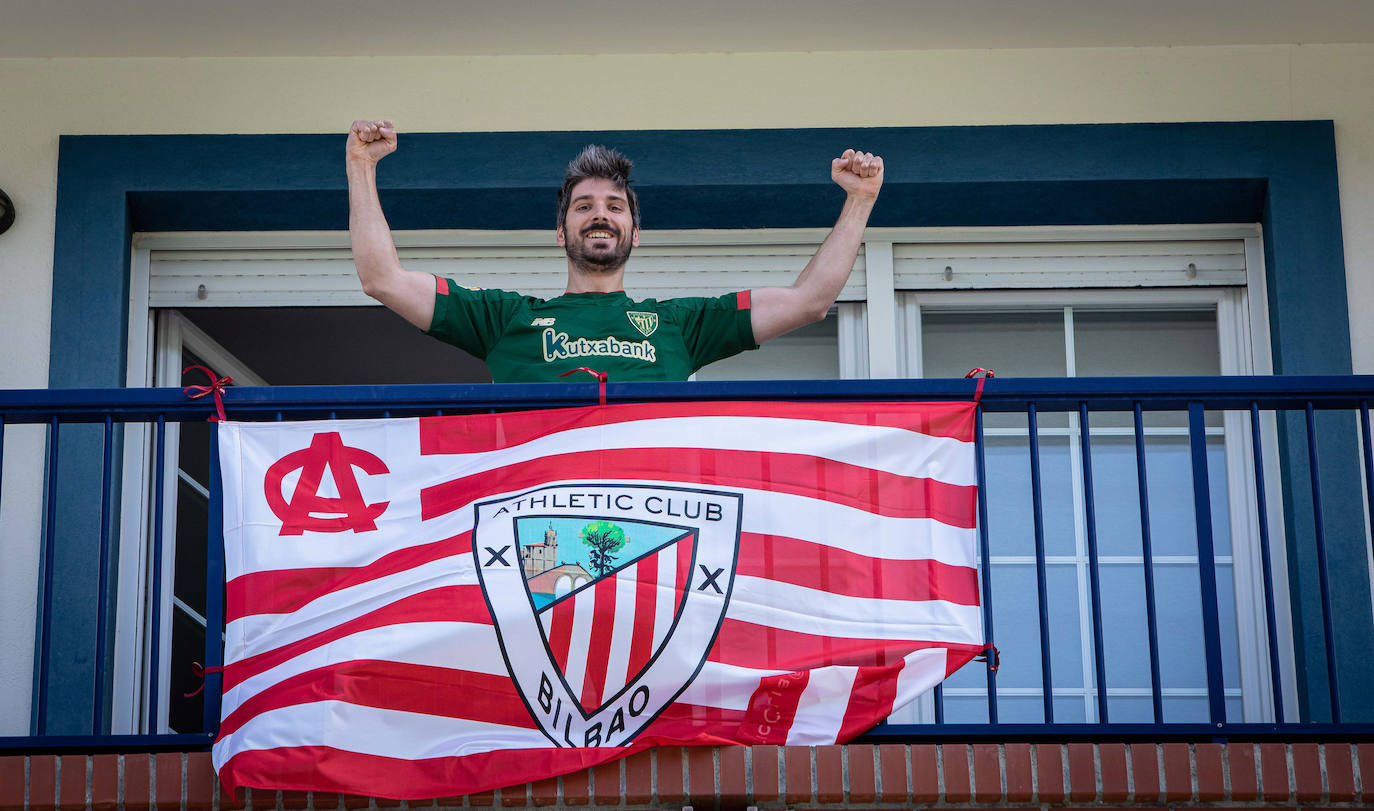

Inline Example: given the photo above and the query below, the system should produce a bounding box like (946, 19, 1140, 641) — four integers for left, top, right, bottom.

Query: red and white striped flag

(213, 401, 984, 798)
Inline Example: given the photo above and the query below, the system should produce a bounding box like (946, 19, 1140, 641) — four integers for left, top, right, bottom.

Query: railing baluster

(1188, 402, 1228, 726)
(1304, 402, 1341, 722)
(1250, 403, 1285, 722)
(1027, 404, 1054, 723)
(1133, 403, 1164, 724)
(204, 425, 226, 733)
(36, 416, 61, 734)
(92, 415, 115, 734)
(148, 414, 167, 734)
(974, 404, 997, 723)
(1078, 403, 1109, 723)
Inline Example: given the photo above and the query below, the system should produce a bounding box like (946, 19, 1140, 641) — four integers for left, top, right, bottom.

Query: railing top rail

(3, 374, 1373, 423)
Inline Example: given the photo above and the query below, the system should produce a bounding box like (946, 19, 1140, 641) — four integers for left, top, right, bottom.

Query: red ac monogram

(264, 432, 390, 536)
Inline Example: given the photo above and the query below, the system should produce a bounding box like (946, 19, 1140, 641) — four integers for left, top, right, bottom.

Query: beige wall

(1, 42, 1372, 733)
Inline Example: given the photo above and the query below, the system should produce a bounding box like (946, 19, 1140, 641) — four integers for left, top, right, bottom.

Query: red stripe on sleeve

(435, 275, 449, 295)
(736, 290, 751, 310)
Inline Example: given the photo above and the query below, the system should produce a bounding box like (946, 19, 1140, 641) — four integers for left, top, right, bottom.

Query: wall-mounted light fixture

(0, 187, 14, 236)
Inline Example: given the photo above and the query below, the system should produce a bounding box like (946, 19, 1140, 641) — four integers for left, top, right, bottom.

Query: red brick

(1324, 744, 1355, 802)
(847, 744, 875, 804)
(280, 790, 310, 809)
(499, 784, 530, 808)
(942, 744, 971, 803)
(124, 756, 151, 811)
(1129, 743, 1159, 803)
(686, 747, 714, 804)
(0, 757, 26, 811)
(91, 755, 119, 811)
(466, 790, 496, 807)
(311, 793, 342, 810)
(59, 756, 86, 811)
(784, 746, 811, 805)
(622, 749, 654, 805)
(972, 744, 1001, 802)
(1196, 743, 1224, 802)
(562, 769, 589, 807)
(1004, 743, 1033, 803)
(1290, 743, 1321, 802)
(29, 756, 56, 811)
(877, 744, 907, 804)
(1036, 744, 1065, 804)
(1067, 743, 1095, 802)
(374, 791, 403, 808)
(1161, 742, 1192, 802)
(593, 759, 621, 805)
(1259, 742, 1290, 801)
(218, 784, 247, 811)
(155, 753, 182, 811)
(184, 753, 215, 811)
(910, 745, 938, 804)
(341, 793, 370, 809)
(656, 748, 685, 804)
(719, 746, 747, 802)
(528, 776, 558, 807)
(1229, 742, 1259, 801)
(750, 746, 780, 804)
(1099, 744, 1128, 803)
(815, 746, 843, 804)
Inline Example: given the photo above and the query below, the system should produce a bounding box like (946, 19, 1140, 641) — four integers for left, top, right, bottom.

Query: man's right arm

(347, 119, 436, 330)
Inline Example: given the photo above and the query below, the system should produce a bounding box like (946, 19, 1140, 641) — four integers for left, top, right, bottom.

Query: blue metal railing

(2, 375, 1374, 751)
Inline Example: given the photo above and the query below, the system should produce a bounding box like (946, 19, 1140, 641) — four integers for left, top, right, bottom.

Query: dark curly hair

(556, 145, 641, 229)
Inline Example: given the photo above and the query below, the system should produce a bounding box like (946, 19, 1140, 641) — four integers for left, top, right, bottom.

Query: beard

(565, 226, 633, 274)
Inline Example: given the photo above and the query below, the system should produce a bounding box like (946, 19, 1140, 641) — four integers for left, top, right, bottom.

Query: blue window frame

(41, 121, 1371, 733)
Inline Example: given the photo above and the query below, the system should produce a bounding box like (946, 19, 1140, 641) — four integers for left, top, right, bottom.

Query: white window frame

(117, 223, 1288, 731)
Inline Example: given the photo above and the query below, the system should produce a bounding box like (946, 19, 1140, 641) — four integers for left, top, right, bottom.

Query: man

(347, 120, 883, 382)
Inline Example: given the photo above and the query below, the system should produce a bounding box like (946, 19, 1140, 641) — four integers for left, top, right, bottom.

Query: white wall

(1, 42, 1372, 734)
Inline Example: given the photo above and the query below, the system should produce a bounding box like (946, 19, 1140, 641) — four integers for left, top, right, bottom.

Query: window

(117, 225, 1288, 730)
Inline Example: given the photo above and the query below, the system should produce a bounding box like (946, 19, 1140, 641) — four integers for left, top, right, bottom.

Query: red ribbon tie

(964, 367, 995, 404)
(183, 365, 233, 422)
(559, 367, 609, 406)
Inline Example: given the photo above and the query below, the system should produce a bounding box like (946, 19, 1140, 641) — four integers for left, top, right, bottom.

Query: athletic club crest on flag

(212, 400, 987, 800)
(475, 483, 742, 747)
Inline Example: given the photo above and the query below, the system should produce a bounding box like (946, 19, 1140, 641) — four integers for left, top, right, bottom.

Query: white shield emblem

(474, 482, 742, 748)
(626, 311, 659, 337)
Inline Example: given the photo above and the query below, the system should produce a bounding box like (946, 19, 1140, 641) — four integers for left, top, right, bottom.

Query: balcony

(2, 375, 1373, 754)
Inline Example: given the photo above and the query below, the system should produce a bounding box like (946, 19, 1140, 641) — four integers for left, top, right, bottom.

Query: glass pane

(987, 565, 1046, 689)
(942, 694, 990, 724)
(1053, 695, 1088, 723)
(985, 433, 1076, 558)
(173, 480, 209, 617)
(168, 607, 206, 733)
(1163, 695, 1211, 723)
(1099, 562, 1153, 690)
(1154, 564, 1207, 689)
(923, 311, 1067, 378)
(921, 310, 1068, 428)
(1086, 437, 1145, 557)
(1075, 309, 1220, 428)
(1107, 694, 1158, 723)
(1074, 310, 1220, 377)
(177, 354, 213, 485)
(694, 314, 837, 380)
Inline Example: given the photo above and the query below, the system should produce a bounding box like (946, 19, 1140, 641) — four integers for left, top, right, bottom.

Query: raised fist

(831, 148, 883, 200)
(346, 120, 397, 164)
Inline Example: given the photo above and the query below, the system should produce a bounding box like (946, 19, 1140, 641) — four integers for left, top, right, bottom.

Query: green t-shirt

(425, 276, 758, 382)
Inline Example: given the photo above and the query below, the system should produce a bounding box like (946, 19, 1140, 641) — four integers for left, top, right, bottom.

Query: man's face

(557, 177, 640, 273)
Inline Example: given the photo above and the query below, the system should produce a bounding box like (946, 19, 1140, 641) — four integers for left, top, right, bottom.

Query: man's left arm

(750, 149, 884, 344)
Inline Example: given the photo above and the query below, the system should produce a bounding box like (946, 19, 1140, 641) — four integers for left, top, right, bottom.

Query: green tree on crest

(580, 520, 627, 577)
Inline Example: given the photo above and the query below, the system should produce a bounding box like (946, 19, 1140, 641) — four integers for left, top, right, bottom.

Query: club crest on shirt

(626, 311, 659, 337)
(472, 482, 742, 748)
